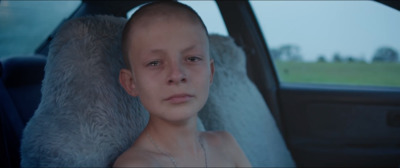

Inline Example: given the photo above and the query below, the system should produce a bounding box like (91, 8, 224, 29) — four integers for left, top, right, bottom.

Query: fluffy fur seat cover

(20, 16, 149, 167)
(20, 15, 295, 167)
(199, 35, 295, 167)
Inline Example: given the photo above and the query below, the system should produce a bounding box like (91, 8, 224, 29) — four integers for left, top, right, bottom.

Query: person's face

(120, 15, 214, 122)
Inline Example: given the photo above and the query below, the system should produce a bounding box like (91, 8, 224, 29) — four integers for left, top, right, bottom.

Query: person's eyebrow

(146, 45, 201, 56)
(148, 49, 166, 56)
(182, 45, 197, 53)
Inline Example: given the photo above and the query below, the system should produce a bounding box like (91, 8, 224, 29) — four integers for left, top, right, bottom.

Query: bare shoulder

(113, 145, 157, 167)
(201, 131, 240, 154)
(201, 130, 235, 146)
(201, 131, 252, 167)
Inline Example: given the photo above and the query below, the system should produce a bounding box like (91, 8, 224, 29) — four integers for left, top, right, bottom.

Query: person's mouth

(164, 93, 194, 104)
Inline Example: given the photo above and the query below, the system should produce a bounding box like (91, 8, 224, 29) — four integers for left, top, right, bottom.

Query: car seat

(20, 15, 295, 167)
(20, 15, 149, 167)
(199, 35, 295, 167)
(0, 55, 46, 168)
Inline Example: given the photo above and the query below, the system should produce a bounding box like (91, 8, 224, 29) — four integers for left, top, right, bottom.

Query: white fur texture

(200, 35, 296, 167)
(20, 15, 149, 167)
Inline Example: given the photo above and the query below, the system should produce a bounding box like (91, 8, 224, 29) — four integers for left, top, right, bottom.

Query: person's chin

(163, 108, 199, 123)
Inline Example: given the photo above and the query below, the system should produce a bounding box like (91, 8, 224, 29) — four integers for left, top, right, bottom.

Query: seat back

(0, 55, 46, 168)
(199, 35, 296, 167)
(20, 16, 149, 167)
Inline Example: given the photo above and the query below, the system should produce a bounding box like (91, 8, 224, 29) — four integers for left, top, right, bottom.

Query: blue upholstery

(0, 55, 46, 168)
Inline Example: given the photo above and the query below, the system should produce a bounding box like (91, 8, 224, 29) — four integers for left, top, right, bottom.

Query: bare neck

(144, 115, 202, 156)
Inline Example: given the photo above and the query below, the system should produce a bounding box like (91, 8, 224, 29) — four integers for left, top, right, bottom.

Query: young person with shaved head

(114, 2, 251, 167)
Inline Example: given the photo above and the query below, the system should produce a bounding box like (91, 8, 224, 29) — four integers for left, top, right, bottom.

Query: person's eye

(147, 60, 160, 67)
(187, 56, 202, 62)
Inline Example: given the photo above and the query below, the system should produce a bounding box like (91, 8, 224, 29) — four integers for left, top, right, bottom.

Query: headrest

(1, 56, 46, 87)
(200, 35, 296, 167)
(20, 15, 149, 167)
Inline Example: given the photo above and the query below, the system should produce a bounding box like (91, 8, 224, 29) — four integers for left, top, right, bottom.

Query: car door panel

(280, 84, 400, 166)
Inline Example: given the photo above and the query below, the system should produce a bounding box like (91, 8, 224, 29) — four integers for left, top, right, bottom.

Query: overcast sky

(183, 1, 400, 62)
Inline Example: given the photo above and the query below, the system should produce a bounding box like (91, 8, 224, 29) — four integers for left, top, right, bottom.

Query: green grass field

(274, 61, 400, 87)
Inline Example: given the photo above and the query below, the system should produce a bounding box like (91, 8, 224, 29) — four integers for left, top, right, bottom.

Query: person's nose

(167, 61, 187, 85)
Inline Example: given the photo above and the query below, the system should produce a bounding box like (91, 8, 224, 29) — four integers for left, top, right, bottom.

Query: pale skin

(114, 7, 251, 167)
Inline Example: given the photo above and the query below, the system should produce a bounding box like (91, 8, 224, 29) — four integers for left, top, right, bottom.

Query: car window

(179, 1, 228, 35)
(126, 1, 228, 36)
(0, 0, 81, 58)
(250, 1, 400, 88)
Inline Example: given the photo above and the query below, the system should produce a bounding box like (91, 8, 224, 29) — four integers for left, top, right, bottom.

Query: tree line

(270, 45, 399, 63)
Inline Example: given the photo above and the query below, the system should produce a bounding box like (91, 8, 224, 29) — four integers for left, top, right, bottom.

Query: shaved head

(121, 1, 209, 69)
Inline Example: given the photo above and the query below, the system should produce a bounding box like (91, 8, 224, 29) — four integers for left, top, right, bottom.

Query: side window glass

(0, 1, 81, 58)
(126, 1, 228, 36)
(179, 1, 228, 35)
(250, 1, 400, 87)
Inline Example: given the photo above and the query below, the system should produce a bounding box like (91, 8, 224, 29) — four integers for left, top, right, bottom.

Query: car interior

(1, 1, 400, 167)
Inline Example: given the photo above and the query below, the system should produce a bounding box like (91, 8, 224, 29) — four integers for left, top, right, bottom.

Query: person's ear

(119, 69, 139, 97)
(209, 59, 214, 84)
